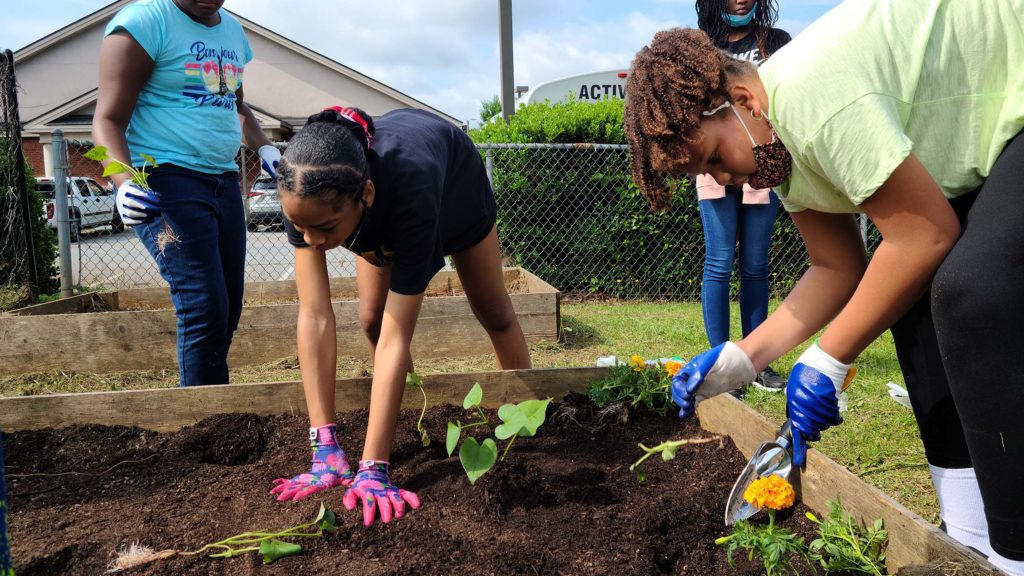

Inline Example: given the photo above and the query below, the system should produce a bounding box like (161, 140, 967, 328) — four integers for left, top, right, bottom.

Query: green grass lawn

(0, 299, 937, 521)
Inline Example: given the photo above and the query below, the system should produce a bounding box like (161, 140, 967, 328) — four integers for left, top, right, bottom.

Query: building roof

(14, 0, 460, 138)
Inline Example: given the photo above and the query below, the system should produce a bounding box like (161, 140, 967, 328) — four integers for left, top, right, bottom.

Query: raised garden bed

(0, 267, 559, 377)
(0, 368, 998, 575)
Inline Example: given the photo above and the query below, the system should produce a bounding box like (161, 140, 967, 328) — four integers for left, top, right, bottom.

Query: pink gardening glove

(270, 424, 354, 501)
(343, 460, 421, 527)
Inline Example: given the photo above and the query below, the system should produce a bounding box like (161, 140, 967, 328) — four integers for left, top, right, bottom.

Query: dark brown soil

(5, 394, 828, 575)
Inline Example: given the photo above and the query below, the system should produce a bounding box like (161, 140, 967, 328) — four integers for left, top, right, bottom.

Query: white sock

(989, 553, 1024, 576)
(930, 465, 995, 557)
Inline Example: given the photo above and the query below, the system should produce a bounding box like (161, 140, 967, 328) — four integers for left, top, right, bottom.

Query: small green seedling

(84, 146, 177, 248)
(629, 436, 720, 482)
(106, 503, 337, 572)
(406, 371, 431, 447)
(84, 146, 158, 189)
(446, 383, 551, 485)
(807, 499, 888, 576)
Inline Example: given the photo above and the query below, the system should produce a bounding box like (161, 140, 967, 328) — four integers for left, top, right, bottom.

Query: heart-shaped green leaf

(495, 398, 550, 439)
(259, 539, 302, 564)
(463, 382, 483, 409)
(102, 163, 128, 177)
(459, 437, 496, 485)
(446, 422, 461, 456)
(139, 153, 158, 167)
(405, 371, 423, 388)
(314, 503, 337, 533)
(83, 146, 109, 161)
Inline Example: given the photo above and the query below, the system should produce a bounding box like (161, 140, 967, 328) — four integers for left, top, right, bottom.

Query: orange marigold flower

(664, 360, 683, 377)
(743, 474, 796, 510)
(629, 354, 645, 372)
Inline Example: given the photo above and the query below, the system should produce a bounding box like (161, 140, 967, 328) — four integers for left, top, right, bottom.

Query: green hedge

(0, 139, 59, 308)
(470, 99, 808, 299)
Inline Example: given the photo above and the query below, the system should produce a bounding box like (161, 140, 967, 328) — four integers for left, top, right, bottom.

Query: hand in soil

(270, 424, 355, 501)
(343, 460, 421, 527)
(671, 342, 756, 419)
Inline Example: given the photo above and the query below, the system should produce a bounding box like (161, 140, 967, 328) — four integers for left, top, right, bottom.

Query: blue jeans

(135, 165, 246, 386)
(699, 188, 779, 346)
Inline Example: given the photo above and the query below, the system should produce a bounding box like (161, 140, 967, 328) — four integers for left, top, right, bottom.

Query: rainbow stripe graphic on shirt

(182, 41, 244, 110)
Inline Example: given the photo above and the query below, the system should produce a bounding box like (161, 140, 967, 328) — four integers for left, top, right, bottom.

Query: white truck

(36, 176, 122, 242)
(516, 69, 628, 107)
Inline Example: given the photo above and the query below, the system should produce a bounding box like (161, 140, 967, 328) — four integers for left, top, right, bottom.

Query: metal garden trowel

(724, 419, 793, 526)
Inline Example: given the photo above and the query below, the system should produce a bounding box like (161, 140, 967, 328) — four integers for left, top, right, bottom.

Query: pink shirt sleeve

(696, 173, 726, 200)
(696, 174, 771, 204)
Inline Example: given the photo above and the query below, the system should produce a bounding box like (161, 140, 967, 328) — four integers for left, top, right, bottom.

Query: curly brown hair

(624, 28, 753, 210)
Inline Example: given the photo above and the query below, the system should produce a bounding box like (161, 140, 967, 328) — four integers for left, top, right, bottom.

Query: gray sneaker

(752, 366, 786, 392)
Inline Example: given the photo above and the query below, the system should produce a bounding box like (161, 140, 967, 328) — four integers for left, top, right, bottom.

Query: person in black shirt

(692, 0, 791, 393)
(269, 106, 531, 527)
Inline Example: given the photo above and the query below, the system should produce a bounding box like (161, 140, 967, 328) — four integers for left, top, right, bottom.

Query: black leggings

(890, 132, 1024, 560)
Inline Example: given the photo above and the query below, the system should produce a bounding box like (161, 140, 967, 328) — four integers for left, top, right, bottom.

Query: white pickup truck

(36, 176, 123, 242)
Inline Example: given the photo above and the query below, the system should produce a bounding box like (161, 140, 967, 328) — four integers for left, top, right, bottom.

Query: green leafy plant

(405, 371, 430, 447)
(84, 146, 158, 188)
(716, 476, 816, 576)
(83, 146, 177, 249)
(106, 503, 337, 572)
(807, 499, 888, 575)
(446, 382, 551, 485)
(587, 356, 673, 415)
(629, 435, 720, 482)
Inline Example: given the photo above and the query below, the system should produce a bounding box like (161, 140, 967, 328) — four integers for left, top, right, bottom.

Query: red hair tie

(323, 106, 373, 148)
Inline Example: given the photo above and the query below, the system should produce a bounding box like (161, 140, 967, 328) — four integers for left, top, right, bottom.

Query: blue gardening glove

(116, 181, 161, 226)
(270, 424, 355, 501)
(671, 342, 756, 419)
(786, 342, 854, 467)
(258, 144, 281, 181)
(343, 460, 421, 527)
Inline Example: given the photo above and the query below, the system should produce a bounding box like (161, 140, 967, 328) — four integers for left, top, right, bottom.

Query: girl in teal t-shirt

(624, 0, 1024, 571)
(93, 0, 279, 387)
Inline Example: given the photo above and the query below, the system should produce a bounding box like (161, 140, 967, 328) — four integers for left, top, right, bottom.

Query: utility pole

(498, 0, 515, 121)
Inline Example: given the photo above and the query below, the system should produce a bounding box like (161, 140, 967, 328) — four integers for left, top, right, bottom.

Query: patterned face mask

(730, 104, 792, 189)
(703, 101, 792, 190)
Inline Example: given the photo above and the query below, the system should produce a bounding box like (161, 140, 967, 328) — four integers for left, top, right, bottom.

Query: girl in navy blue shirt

(270, 107, 531, 526)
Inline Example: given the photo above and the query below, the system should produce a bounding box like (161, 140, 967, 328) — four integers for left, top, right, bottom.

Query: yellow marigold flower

(743, 475, 796, 511)
(629, 354, 645, 372)
(664, 360, 683, 377)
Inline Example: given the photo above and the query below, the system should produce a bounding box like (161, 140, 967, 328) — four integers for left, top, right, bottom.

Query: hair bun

(310, 106, 375, 149)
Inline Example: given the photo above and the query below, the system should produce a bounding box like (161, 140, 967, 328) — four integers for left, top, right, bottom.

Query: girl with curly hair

(625, 1, 1024, 572)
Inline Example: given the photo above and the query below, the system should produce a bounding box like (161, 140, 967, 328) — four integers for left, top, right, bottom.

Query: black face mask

(731, 105, 792, 189)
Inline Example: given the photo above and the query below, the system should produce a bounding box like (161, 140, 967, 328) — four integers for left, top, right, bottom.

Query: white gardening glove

(258, 144, 281, 181)
(671, 342, 756, 419)
(116, 181, 161, 226)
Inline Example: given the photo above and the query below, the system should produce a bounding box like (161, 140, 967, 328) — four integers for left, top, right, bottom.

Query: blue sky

(1, 0, 844, 123)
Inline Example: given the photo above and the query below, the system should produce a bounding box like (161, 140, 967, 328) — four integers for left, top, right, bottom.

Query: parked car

(246, 178, 282, 231)
(36, 176, 123, 242)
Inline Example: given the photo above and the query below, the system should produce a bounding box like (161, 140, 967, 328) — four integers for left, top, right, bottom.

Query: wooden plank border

(0, 366, 992, 573)
(0, 367, 604, 433)
(0, 268, 560, 376)
(697, 393, 999, 574)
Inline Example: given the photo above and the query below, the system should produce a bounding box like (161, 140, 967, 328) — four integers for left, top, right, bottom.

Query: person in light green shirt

(624, 0, 1024, 572)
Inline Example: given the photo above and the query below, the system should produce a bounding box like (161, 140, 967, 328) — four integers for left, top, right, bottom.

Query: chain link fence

(484, 143, 880, 300)
(13, 131, 880, 301)
(1, 50, 57, 310)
